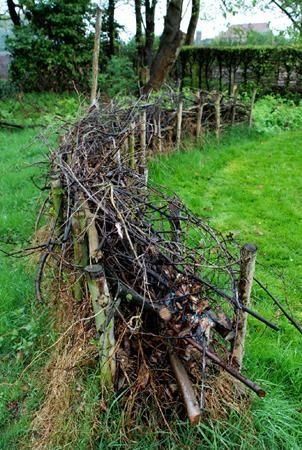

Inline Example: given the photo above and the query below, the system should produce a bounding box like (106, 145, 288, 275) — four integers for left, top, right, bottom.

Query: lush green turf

(0, 94, 301, 449)
(150, 128, 302, 449)
(0, 127, 50, 447)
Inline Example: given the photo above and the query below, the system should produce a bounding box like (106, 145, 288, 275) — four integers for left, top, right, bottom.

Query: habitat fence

(32, 89, 302, 426)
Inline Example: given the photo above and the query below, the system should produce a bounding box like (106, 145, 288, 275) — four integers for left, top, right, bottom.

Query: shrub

(99, 55, 137, 97)
(7, 1, 94, 92)
(253, 95, 302, 133)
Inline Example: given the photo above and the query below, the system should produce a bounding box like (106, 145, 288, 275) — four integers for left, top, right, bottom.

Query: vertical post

(231, 84, 238, 126)
(85, 264, 115, 389)
(90, 5, 102, 107)
(139, 110, 148, 183)
(129, 122, 136, 170)
(50, 171, 62, 225)
(158, 111, 162, 154)
(214, 92, 221, 141)
(71, 198, 88, 302)
(84, 204, 115, 390)
(231, 243, 257, 371)
(176, 97, 183, 150)
(249, 88, 257, 128)
(196, 92, 204, 141)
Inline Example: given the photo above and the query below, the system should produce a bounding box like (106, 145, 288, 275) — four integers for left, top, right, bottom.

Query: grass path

(150, 128, 302, 449)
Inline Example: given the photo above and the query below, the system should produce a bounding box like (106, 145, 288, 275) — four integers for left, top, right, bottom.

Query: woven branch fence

(37, 89, 295, 425)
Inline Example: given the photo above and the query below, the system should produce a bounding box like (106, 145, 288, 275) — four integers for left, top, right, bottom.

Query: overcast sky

(1, 0, 291, 40)
(115, 1, 291, 40)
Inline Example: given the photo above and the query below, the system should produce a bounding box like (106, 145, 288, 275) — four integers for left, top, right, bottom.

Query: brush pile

(43, 96, 274, 425)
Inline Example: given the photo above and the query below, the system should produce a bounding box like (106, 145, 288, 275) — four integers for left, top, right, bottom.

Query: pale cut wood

(169, 352, 201, 425)
(231, 243, 257, 371)
(176, 98, 183, 150)
(129, 122, 136, 169)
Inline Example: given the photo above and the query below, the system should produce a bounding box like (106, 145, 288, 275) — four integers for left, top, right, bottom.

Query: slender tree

(185, 0, 200, 45)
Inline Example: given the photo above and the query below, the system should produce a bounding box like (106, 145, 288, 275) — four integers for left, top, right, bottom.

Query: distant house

(0, 17, 12, 79)
(218, 23, 270, 43)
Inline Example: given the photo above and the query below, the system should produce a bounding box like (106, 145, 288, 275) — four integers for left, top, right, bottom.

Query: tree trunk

(143, 0, 185, 94)
(185, 0, 200, 46)
(107, 0, 115, 57)
(7, 0, 21, 26)
(134, 0, 144, 83)
(143, 0, 157, 82)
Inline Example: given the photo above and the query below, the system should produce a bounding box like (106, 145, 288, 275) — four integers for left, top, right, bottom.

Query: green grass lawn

(150, 128, 302, 449)
(0, 128, 50, 447)
(0, 99, 301, 449)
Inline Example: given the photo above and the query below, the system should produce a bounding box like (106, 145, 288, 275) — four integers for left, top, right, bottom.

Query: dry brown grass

(29, 282, 98, 449)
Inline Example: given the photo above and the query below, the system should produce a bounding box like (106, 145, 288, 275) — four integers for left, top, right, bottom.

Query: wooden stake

(71, 200, 88, 301)
(231, 84, 238, 126)
(176, 98, 183, 150)
(129, 122, 136, 169)
(158, 111, 163, 153)
(90, 5, 102, 107)
(169, 352, 201, 425)
(231, 243, 257, 371)
(139, 110, 148, 183)
(214, 92, 221, 141)
(85, 264, 115, 388)
(196, 92, 205, 141)
(84, 204, 115, 389)
(50, 172, 62, 224)
(249, 88, 257, 128)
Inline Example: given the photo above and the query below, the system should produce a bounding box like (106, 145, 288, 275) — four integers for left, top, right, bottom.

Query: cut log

(169, 351, 201, 424)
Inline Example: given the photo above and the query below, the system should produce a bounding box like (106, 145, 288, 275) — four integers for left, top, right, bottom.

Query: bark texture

(143, 0, 185, 93)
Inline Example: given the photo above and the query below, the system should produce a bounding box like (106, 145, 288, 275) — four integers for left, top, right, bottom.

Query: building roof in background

(229, 23, 270, 32)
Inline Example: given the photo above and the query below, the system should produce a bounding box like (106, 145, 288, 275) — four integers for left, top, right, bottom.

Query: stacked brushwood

(41, 95, 278, 425)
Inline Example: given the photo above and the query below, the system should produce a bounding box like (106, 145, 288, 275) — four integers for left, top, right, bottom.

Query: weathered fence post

(214, 92, 221, 141)
(231, 243, 257, 371)
(249, 88, 257, 128)
(176, 97, 183, 150)
(85, 264, 115, 389)
(90, 5, 102, 107)
(84, 203, 115, 389)
(158, 111, 163, 153)
(50, 171, 62, 225)
(71, 198, 88, 301)
(231, 84, 238, 126)
(196, 91, 204, 141)
(139, 110, 148, 183)
(129, 122, 136, 169)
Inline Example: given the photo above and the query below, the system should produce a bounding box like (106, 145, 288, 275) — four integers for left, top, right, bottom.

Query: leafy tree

(7, 0, 94, 92)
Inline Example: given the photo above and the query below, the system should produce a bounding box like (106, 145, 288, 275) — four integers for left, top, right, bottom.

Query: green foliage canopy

(7, 0, 94, 92)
